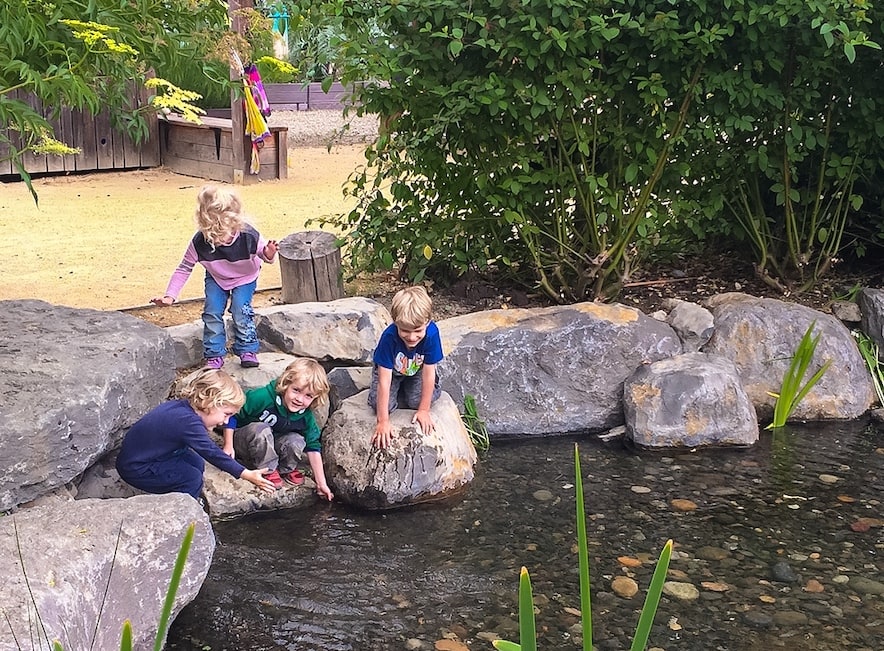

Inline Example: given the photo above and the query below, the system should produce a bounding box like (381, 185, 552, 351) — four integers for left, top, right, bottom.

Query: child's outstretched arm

(151, 241, 198, 306)
(306, 450, 334, 501)
(412, 363, 437, 435)
(372, 366, 394, 448)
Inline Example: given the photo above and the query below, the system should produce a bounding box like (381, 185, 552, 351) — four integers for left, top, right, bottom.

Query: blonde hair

(194, 184, 245, 249)
(276, 358, 330, 408)
(177, 368, 245, 413)
(390, 286, 433, 329)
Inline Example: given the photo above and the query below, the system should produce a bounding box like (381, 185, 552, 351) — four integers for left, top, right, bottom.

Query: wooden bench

(263, 84, 310, 111)
(158, 114, 287, 183)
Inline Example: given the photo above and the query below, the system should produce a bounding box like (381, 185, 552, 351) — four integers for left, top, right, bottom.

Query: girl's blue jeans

(202, 275, 259, 358)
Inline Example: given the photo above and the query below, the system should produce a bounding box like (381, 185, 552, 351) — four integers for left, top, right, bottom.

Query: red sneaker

(264, 469, 283, 489)
(283, 469, 305, 486)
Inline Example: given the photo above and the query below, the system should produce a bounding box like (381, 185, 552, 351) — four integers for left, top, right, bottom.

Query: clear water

(167, 422, 884, 651)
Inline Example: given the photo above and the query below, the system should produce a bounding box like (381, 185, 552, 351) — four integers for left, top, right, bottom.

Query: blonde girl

(116, 368, 275, 498)
(151, 185, 278, 369)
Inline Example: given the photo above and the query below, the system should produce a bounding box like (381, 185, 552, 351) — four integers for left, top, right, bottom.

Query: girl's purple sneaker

(205, 356, 224, 369)
(240, 352, 259, 368)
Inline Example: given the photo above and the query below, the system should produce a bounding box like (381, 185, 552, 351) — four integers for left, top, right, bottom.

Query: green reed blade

(517, 567, 537, 651)
(629, 539, 673, 651)
(119, 620, 133, 651)
(492, 640, 521, 651)
(574, 444, 593, 650)
(153, 523, 195, 651)
(769, 321, 829, 428)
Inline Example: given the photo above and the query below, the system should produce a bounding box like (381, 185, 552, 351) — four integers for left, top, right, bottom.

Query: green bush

(312, 0, 881, 300)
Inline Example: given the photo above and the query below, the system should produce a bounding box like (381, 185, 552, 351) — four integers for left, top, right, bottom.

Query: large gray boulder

(704, 295, 873, 421)
(0, 494, 214, 651)
(322, 391, 477, 510)
(438, 303, 683, 437)
(255, 297, 390, 364)
(624, 352, 758, 448)
(859, 288, 884, 353)
(0, 300, 176, 511)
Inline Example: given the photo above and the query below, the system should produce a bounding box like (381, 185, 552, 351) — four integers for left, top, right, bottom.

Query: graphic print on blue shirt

(373, 321, 444, 377)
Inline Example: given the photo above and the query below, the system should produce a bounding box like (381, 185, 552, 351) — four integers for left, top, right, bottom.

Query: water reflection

(168, 422, 884, 650)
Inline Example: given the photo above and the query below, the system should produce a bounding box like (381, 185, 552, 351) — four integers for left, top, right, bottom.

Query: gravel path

(267, 109, 379, 147)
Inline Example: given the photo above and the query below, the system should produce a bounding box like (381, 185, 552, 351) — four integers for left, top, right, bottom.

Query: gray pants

(232, 422, 306, 474)
(367, 365, 441, 413)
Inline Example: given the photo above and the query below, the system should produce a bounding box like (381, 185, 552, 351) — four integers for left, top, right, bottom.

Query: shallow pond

(168, 422, 884, 651)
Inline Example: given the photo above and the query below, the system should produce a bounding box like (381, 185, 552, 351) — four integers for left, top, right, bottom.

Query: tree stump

(278, 230, 344, 303)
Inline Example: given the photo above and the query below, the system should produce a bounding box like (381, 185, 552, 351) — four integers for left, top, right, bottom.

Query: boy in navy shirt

(368, 286, 443, 448)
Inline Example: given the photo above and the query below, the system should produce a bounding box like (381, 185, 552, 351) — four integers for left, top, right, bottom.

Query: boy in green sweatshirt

(222, 357, 333, 500)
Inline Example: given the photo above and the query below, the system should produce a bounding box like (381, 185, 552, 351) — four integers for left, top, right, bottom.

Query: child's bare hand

(412, 409, 435, 435)
(372, 421, 394, 448)
(150, 296, 174, 307)
(264, 240, 278, 260)
(242, 468, 275, 493)
(316, 482, 334, 501)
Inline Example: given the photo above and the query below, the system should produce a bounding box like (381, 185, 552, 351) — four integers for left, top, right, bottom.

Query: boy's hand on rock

(372, 421, 394, 449)
(413, 409, 435, 435)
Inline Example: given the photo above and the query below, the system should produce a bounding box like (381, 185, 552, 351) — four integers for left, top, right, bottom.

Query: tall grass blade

(629, 539, 673, 651)
(462, 394, 490, 454)
(90, 522, 125, 650)
(574, 444, 592, 650)
(855, 331, 884, 405)
(119, 620, 133, 651)
(768, 321, 830, 428)
(152, 523, 195, 651)
(517, 567, 537, 651)
(11, 519, 52, 649)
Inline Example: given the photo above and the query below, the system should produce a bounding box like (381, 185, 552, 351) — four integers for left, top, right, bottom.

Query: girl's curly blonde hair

(195, 184, 245, 249)
(177, 367, 245, 413)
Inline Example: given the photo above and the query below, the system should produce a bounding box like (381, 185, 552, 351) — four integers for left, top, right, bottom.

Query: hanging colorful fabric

(242, 79, 270, 175)
(245, 63, 272, 117)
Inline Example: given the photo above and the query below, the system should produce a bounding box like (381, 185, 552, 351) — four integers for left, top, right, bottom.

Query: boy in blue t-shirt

(368, 286, 443, 448)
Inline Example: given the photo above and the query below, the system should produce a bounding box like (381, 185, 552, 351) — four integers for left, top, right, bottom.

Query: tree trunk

(278, 230, 344, 303)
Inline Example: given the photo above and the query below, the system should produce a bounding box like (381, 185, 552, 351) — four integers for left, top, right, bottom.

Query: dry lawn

(0, 144, 366, 311)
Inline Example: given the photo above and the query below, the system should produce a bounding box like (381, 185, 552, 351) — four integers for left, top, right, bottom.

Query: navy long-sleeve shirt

(116, 400, 245, 478)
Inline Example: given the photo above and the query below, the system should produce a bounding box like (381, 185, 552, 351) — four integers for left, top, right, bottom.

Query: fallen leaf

(671, 498, 698, 511)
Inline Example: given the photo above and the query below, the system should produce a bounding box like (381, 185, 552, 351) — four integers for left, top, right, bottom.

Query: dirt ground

(0, 144, 367, 316)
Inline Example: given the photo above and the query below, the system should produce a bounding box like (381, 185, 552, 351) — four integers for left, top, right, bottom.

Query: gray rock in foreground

(0, 494, 214, 651)
(0, 300, 176, 511)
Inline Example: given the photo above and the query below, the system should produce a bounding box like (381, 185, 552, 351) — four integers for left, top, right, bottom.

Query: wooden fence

(0, 88, 160, 178)
(1, 81, 353, 180)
